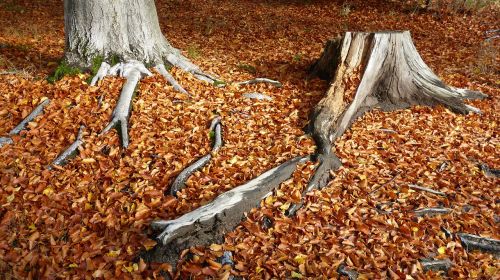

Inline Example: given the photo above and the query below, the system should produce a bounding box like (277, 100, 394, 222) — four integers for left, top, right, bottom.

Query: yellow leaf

(210, 243, 222, 252)
(438, 246, 446, 254)
(279, 202, 290, 211)
(107, 249, 121, 257)
(28, 224, 36, 231)
(6, 194, 15, 202)
(69, 263, 78, 268)
(142, 239, 157, 251)
(294, 254, 307, 264)
(82, 158, 96, 164)
(43, 187, 54, 196)
(228, 156, 238, 164)
(411, 227, 419, 232)
(256, 266, 263, 273)
(264, 195, 275, 206)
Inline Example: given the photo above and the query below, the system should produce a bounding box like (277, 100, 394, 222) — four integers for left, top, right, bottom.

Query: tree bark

(64, 0, 175, 67)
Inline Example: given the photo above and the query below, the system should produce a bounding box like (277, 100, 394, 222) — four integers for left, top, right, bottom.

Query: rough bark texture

(64, 0, 175, 67)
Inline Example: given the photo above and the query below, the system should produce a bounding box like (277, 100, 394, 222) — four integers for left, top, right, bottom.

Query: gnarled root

(287, 153, 341, 216)
(98, 61, 152, 148)
(166, 53, 219, 84)
(0, 98, 50, 148)
(155, 64, 189, 95)
(169, 117, 222, 196)
(49, 125, 85, 169)
(146, 156, 310, 267)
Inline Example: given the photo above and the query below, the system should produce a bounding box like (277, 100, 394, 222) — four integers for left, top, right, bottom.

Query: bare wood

(409, 184, 447, 196)
(49, 125, 85, 169)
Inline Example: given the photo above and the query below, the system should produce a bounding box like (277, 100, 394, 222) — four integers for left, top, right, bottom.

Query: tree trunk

(64, 0, 175, 67)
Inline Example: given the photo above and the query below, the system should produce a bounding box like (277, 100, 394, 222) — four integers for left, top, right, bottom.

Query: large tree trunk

(148, 31, 487, 272)
(64, 0, 174, 67)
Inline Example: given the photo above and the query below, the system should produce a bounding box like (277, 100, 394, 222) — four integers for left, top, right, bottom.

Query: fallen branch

(236, 78, 282, 88)
(49, 125, 85, 169)
(420, 258, 452, 272)
(457, 233, 500, 255)
(409, 184, 447, 196)
(0, 99, 51, 148)
(146, 156, 310, 267)
(169, 117, 222, 196)
(413, 207, 452, 217)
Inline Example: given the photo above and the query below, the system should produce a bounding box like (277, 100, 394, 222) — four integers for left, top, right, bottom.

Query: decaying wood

(458, 233, 500, 255)
(169, 117, 222, 196)
(409, 184, 447, 196)
(420, 258, 452, 272)
(146, 156, 310, 267)
(0, 99, 51, 148)
(155, 64, 189, 95)
(49, 125, 85, 169)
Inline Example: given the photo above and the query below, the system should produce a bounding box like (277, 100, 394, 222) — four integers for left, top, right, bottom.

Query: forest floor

(0, 0, 498, 279)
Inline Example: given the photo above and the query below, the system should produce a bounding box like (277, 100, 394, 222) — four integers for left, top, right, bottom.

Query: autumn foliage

(0, 0, 498, 279)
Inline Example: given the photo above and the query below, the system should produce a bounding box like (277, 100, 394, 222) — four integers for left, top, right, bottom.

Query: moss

(47, 61, 81, 84)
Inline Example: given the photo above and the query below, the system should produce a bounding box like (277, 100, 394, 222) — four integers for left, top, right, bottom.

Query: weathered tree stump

(288, 30, 486, 214)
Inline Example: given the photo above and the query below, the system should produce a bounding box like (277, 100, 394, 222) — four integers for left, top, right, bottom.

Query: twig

(420, 258, 452, 272)
(368, 172, 400, 196)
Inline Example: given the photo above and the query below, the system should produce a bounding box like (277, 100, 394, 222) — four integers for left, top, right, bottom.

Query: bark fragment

(413, 207, 452, 217)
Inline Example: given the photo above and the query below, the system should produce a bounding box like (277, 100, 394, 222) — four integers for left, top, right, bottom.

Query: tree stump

(308, 31, 486, 184)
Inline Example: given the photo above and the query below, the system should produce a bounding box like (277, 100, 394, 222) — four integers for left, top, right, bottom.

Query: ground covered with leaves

(0, 0, 498, 279)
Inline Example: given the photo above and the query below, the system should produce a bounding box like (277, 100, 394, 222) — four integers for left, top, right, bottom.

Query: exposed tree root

(0, 98, 50, 148)
(236, 78, 282, 88)
(287, 154, 341, 216)
(169, 117, 222, 196)
(420, 258, 452, 272)
(413, 207, 452, 217)
(49, 125, 85, 170)
(458, 233, 500, 255)
(337, 264, 359, 280)
(242, 92, 273, 101)
(98, 61, 152, 148)
(166, 53, 219, 84)
(90, 62, 111, 86)
(409, 184, 447, 196)
(155, 64, 189, 95)
(146, 156, 309, 267)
